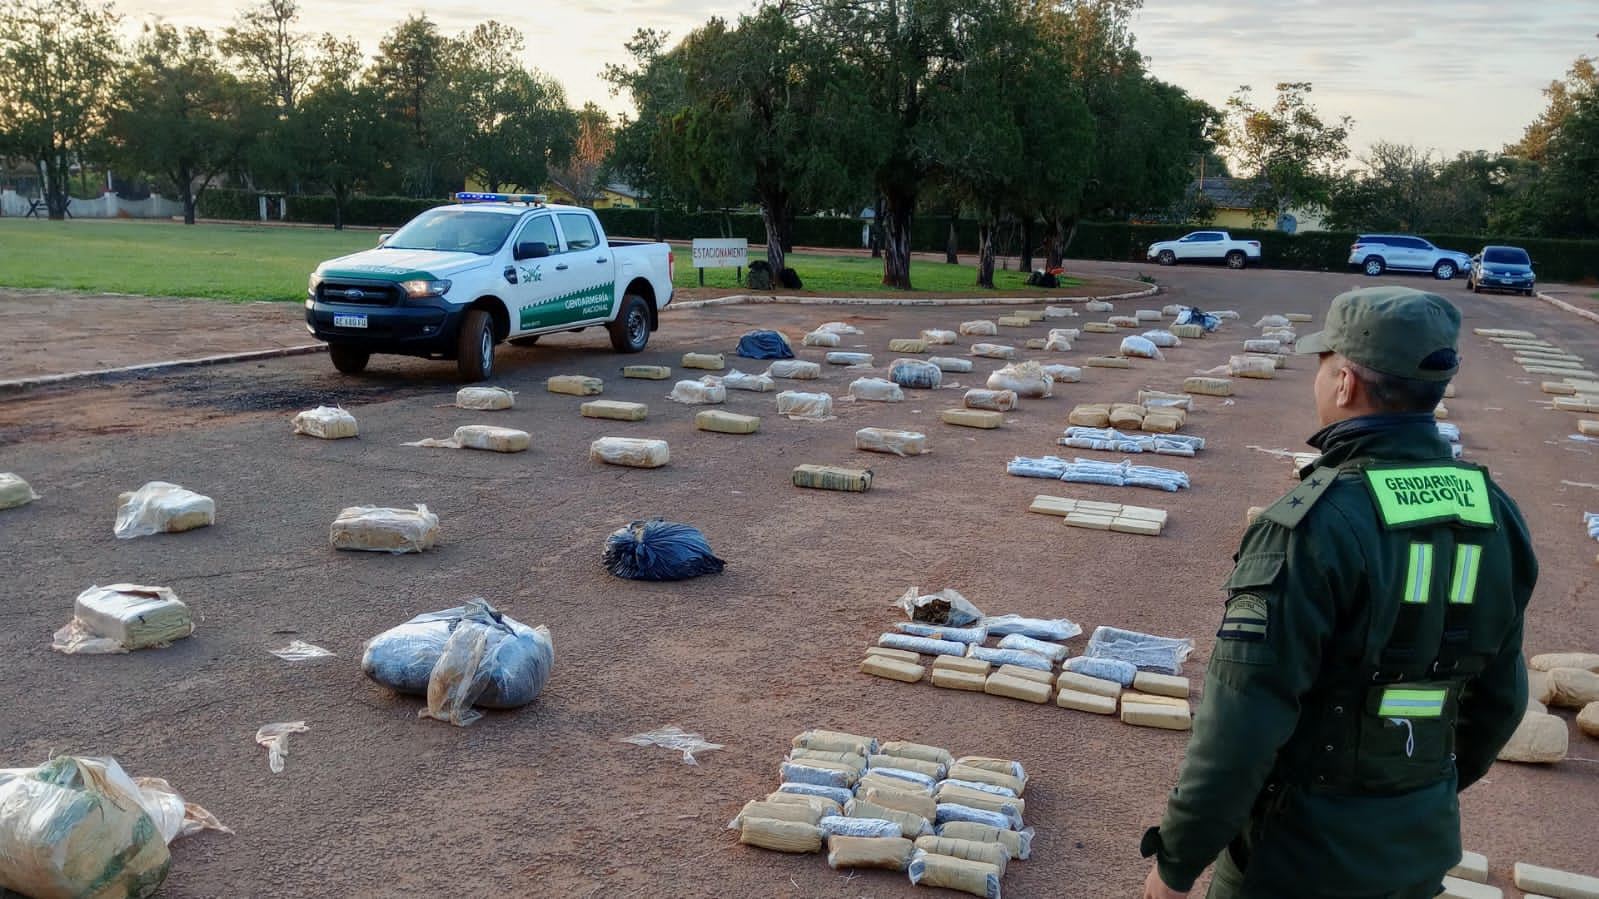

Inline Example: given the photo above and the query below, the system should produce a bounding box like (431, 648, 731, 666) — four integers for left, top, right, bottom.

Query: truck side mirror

(515, 241, 550, 260)
(377, 232, 392, 246)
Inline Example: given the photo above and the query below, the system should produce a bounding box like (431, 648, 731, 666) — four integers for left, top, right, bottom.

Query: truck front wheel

(328, 344, 369, 374)
(608, 294, 651, 353)
(457, 308, 495, 382)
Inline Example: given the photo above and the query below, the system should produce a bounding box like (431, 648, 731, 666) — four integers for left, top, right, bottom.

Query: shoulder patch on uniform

(1218, 594, 1269, 641)
(1259, 465, 1339, 530)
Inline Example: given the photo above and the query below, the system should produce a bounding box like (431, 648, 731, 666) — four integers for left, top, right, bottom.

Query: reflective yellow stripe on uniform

(1377, 687, 1447, 718)
(1449, 543, 1481, 605)
(1404, 542, 1433, 604)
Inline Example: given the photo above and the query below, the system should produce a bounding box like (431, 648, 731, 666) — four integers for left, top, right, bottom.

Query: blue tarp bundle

(603, 517, 726, 580)
(361, 599, 553, 709)
(735, 329, 794, 359)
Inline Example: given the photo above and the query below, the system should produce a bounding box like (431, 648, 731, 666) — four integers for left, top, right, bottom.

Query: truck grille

(317, 280, 400, 306)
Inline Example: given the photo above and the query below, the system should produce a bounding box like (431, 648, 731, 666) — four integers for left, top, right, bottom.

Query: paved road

(1, 264, 1595, 898)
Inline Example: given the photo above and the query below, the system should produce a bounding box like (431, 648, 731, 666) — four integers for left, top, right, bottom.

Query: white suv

(1347, 234, 1472, 280)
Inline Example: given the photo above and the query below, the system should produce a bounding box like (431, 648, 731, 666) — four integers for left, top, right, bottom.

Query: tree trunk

(180, 172, 196, 226)
(44, 154, 70, 221)
(975, 217, 997, 288)
(870, 197, 885, 259)
(1043, 215, 1065, 270)
(945, 214, 958, 264)
(1019, 217, 1034, 272)
(879, 189, 914, 289)
(761, 194, 787, 276)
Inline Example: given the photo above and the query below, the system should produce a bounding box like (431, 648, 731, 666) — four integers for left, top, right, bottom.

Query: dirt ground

(1, 264, 1596, 899)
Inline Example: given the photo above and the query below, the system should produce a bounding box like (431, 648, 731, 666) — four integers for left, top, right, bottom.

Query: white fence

(0, 189, 186, 219)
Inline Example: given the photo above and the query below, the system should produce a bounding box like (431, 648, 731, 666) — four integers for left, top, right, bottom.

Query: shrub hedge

(196, 190, 1599, 283)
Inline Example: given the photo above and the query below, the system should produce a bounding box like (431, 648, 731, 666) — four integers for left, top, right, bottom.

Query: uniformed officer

(1140, 286, 1539, 899)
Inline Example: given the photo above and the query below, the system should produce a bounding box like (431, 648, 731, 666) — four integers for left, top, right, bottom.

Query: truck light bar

(455, 191, 547, 205)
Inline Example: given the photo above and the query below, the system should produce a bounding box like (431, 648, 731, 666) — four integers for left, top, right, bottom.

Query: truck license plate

(333, 313, 368, 329)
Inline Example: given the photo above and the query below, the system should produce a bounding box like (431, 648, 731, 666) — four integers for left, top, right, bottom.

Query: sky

(120, 0, 1598, 167)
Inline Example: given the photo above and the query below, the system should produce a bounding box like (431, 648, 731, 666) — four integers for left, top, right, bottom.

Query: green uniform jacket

(1145, 415, 1537, 896)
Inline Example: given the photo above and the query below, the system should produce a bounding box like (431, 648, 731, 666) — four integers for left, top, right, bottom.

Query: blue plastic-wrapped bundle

(1063, 656, 1137, 685)
(967, 645, 1053, 671)
(819, 815, 902, 838)
(980, 614, 1082, 641)
(1006, 456, 1070, 479)
(735, 329, 794, 359)
(781, 761, 858, 789)
(1085, 625, 1195, 675)
(889, 359, 942, 389)
(361, 599, 554, 709)
(895, 622, 988, 644)
(996, 633, 1069, 662)
(603, 517, 725, 581)
(778, 782, 854, 805)
(879, 633, 966, 657)
(935, 802, 1021, 831)
(1588, 511, 1599, 540)
(1174, 306, 1220, 331)
(869, 766, 939, 791)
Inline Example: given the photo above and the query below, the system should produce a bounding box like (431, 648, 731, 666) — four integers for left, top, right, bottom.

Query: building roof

(1190, 177, 1265, 210)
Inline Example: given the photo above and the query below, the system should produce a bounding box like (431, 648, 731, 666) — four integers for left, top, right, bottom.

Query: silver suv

(1347, 234, 1472, 280)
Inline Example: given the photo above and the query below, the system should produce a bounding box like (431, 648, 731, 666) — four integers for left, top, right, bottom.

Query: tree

(1505, 56, 1597, 163)
(219, 0, 310, 112)
(432, 21, 575, 194)
(604, 28, 692, 219)
(547, 102, 614, 206)
(369, 15, 447, 195)
(108, 24, 254, 225)
(0, 0, 122, 220)
(1221, 81, 1352, 224)
(285, 34, 402, 229)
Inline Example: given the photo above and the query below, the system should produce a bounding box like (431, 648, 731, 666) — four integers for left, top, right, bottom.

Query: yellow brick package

(827, 835, 916, 871)
(738, 817, 822, 853)
(941, 409, 1003, 429)
(887, 338, 928, 353)
(861, 655, 925, 682)
(936, 784, 1025, 819)
(996, 315, 1031, 328)
(907, 850, 1002, 898)
(964, 389, 1018, 412)
(936, 821, 1032, 860)
(734, 800, 824, 827)
(682, 352, 725, 370)
(932, 668, 988, 691)
(846, 798, 933, 837)
(113, 482, 215, 538)
(1056, 687, 1118, 714)
(695, 410, 760, 434)
(868, 754, 945, 780)
(790, 749, 867, 774)
(1531, 653, 1599, 672)
(59, 584, 194, 652)
(764, 791, 844, 817)
(581, 400, 648, 421)
(793, 729, 876, 756)
(1229, 355, 1275, 379)
(589, 437, 670, 468)
(330, 504, 439, 553)
(1082, 321, 1119, 333)
(1057, 670, 1123, 698)
(934, 655, 993, 675)
(1497, 711, 1567, 763)
(913, 835, 1010, 875)
(792, 464, 873, 492)
(451, 425, 531, 452)
(867, 646, 922, 664)
(959, 320, 999, 336)
(547, 374, 603, 395)
(859, 787, 938, 822)
(1121, 698, 1193, 730)
(879, 741, 955, 767)
(291, 406, 358, 439)
(622, 364, 672, 380)
(1133, 672, 1190, 698)
(1183, 376, 1233, 396)
(946, 763, 1025, 796)
(1084, 355, 1132, 368)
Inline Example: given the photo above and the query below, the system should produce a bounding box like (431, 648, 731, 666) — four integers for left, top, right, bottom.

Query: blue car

(1467, 245, 1536, 296)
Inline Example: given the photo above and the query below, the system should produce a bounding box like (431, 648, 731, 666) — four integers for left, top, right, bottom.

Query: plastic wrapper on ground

(589, 437, 670, 468)
(897, 587, 985, 626)
(114, 481, 215, 538)
(291, 406, 358, 439)
(736, 329, 794, 359)
(622, 725, 724, 764)
(987, 362, 1053, 398)
(667, 380, 727, 404)
(256, 721, 310, 773)
(51, 584, 194, 655)
(722, 369, 775, 392)
(1085, 624, 1194, 675)
(0, 756, 229, 899)
(330, 504, 439, 553)
(855, 428, 927, 456)
(361, 599, 553, 721)
(850, 378, 906, 402)
(603, 517, 724, 580)
(405, 425, 530, 452)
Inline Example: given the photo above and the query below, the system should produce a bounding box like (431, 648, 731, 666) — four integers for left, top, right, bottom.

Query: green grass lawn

(0, 218, 1073, 301)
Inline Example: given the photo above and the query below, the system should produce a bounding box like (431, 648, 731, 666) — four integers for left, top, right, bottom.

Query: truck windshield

(385, 210, 517, 255)
(1483, 248, 1530, 265)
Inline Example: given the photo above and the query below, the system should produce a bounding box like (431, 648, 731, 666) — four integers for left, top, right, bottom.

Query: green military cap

(1295, 285, 1460, 381)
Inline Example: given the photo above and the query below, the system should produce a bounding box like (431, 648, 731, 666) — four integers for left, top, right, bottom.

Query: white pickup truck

(305, 192, 675, 381)
(1145, 230, 1262, 269)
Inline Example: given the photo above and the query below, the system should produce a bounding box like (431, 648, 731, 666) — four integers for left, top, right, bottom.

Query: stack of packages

(858, 590, 1198, 732)
(1006, 457, 1191, 492)
(730, 728, 1033, 897)
(1067, 401, 1188, 434)
(1058, 428, 1204, 457)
